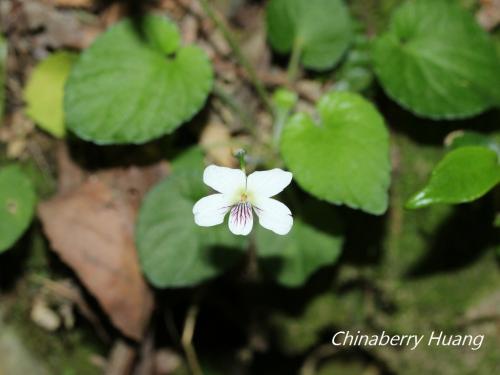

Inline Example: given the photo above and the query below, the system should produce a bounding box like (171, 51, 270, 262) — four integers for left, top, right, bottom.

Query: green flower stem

(287, 37, 304, 84)
(235, 149, 247, 173)
(197, 0, 273, 113)
(243, 231, 259, 282)
(272, 108, 288, 149)
(271, 88, 298, 150)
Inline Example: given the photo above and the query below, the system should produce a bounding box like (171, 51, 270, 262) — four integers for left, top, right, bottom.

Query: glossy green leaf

(446, 130, 500, 157)
(334, 33, 374, 93)
(65, 15, 213, 144)
(0, 165, 36, 253)
(373, 0, 500, 119)
(170, 146, 207, 201)
(406, 146, 500, 209)
(136, 150, 246, 288)
(266, 0, 352, 70)
(24, 52, 77, 138)
(0, 35, 6, 123)
(281, 91, 391, 215)
(256, 203, 343, 287)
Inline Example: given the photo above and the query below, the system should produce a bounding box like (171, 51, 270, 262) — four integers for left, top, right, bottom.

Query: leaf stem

(272, 109, 287, 149)
(197, 0, 273, 113)
(287, 37, 303, 84)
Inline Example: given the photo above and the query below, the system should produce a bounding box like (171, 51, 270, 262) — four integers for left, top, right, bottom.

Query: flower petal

(228, 202, 253, 235)
(254, 198, 293, 235)
(247, 169, 293, 198)
(193, 194, 231, 227)
(203, 165, 246, 195)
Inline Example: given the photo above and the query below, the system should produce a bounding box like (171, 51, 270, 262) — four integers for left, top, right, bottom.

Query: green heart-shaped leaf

(256, 203, 343, 287)
(266, 0, 352, 70)
(334, 33, 374, 93)
(406, 146, 500, 209)
(373, 0, 500, 119)
(0, 165, 36, 253)
(136, 150, 246, 288)
(65, 15, 213, 144)
(281, 91, 391, 215)
(24, 52, 77, 138)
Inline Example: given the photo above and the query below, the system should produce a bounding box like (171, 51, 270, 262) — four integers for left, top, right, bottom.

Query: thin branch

(212, 84, 256, 136)
(287, 37, 303, 84)
(181, 303, 203, 375)
(197, 0, 273, 113)
(300, 344, 338, 375)
(26, 139, 56, 191)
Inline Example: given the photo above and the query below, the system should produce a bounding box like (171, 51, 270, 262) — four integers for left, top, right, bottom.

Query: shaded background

(0, 0, 499, 374)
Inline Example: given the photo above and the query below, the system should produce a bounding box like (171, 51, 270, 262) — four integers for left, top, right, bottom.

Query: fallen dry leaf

(38, 151, 168, 340)
(200, 121, 236, 167)
(23, 0, 96, 49)
(181, 13, 199, 44)
(55, 145, 86, 194)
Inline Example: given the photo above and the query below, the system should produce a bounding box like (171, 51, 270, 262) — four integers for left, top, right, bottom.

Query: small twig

(164, 307, 181, 346)
(181, 302, 203, 375)
(300, 344, 338, 375)
(212, 84, 256, 136)
(287, 38, 303, 84)
(105, 339, 137, 375)
(197, 0, 273, 113)
(26, 139, 56, 191)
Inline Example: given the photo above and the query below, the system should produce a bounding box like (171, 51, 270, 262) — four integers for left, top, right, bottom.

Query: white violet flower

(193, 165, 293, 236)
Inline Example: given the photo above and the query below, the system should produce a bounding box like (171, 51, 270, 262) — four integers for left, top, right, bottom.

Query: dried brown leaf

(200, 121, 236, 167)
(38, 160, 168, 340)
(49, 0, 93, 8)
(23, 0, 95, 49)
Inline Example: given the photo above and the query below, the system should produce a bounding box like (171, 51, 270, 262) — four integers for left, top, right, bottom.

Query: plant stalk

(287, 38, 303, 84)
(181, 303, 203, 375)
(197, 0, 273, 113)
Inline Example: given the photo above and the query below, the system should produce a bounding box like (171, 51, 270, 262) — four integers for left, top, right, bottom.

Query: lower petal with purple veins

(228, 202, 254, 235)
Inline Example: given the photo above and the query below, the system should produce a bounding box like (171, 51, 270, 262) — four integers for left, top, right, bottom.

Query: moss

(2, 229, 105, 375)
(317, 359, 368, 375)
(373, 133, 500, 374)
(269, 131, 499, 373)
(269, 290, 368, 355)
